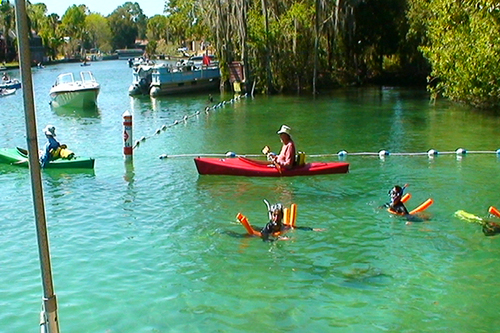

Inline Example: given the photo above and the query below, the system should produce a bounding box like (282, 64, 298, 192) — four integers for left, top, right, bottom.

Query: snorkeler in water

(386, 184, 409, 215)
(260, 203, 285, 241)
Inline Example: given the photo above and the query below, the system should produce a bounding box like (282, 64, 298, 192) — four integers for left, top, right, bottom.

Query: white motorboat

(49, 71, 100, 108)
(0, 88, 16, 97)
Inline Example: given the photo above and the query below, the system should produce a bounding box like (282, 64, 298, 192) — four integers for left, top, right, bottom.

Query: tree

(108, 2, 147, 49)
(27, 3, 48, 35)
(0, 0, 16, 62)
(60, 5, 88, 56)
(38, 13, 64, 60)
(85, 13, 112, 51)
(147, 14, 168, 41)
(417, 0, 500, 107)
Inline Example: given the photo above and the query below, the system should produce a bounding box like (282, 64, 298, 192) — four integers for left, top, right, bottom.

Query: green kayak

(0, 147, 95, 169)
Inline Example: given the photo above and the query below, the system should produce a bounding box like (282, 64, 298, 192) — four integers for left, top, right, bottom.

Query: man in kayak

(268, 125, 296, 170)
(40, 125, 61, 168)
(386, 184, 409, 215)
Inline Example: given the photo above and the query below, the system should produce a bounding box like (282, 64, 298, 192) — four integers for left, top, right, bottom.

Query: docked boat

(128, 63, 155, 95)
(194, 156, 349, 177)
(148, 59, 220, 97)
(49, 71, 100, 108)
(0, 88, 16, 97)
(0, 78, 21, 89)
(0, 147, 95, 169)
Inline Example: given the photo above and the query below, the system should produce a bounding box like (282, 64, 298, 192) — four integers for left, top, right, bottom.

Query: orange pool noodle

(489, 206, 500, 218)
(237, 213, 261, 236)
(409, 198, 434, 215)
(290, 204, 297, 228)
(283, 208, 290, 226)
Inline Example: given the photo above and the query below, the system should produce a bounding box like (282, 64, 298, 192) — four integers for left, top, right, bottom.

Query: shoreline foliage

(0, 0, 498, 107)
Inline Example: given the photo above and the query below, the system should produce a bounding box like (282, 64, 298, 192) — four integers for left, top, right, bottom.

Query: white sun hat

(43, 125, 56, 137)
(276, 124, 291, 135)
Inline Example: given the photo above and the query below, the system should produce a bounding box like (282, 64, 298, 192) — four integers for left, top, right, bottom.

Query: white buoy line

(158, 148, 500, 160)
(132, 93, 249, 150)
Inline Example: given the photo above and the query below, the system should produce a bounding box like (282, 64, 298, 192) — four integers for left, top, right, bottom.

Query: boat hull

(149, 66, 220, 97)
(0, 147, 95, 169)
(50, 88, 99, 108)
(0, 88, 16, 97)
(0, 80, 21, 89)
(194, 157, 349, 177)
(49, 71, 100, 108)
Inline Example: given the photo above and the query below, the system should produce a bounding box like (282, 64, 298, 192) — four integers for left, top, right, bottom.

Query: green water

(1, 61, 500, 332)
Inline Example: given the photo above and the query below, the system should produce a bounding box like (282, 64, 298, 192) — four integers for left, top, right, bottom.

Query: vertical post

(123, 111, 133, 161)
(14, 1, 60, 332)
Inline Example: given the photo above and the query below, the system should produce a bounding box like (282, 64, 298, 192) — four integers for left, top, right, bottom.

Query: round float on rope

(379, 150, 389, 158)
(427, 149, 438, 157)
(456, 148, 467, 154)
(183, 115, 188, 121)
(225, 151, 236, 157)
(161, 125, 168, 131)
(140, 136, 146, 142)
(338, 150, 348, 156)
(174, 120, 179, 125)
(496, 149, 500, 155)
(155, 128, 161, 134)
(159, 154, 167, 159)
(134, 140, 140, 147)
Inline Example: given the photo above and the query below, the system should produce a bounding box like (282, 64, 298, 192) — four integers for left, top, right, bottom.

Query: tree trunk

(261, 0, 272, 94)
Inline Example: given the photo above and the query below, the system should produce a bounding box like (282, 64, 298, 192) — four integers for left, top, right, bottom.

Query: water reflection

(0, 163, 95, 179)
(43, 168, 96, 182)
(123, 160, 136, 205)
(51, 104, 101, 118)
(123, 160, 135, 185)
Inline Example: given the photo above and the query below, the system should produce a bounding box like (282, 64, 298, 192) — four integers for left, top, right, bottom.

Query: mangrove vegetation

(0, 0, 499, 108)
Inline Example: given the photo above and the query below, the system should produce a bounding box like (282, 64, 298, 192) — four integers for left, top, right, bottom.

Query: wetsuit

(40, 135, 60, 168)
(260, 220, 283, 241)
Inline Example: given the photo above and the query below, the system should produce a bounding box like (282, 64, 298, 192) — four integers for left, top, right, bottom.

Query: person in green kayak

(40, 125, 61, 168)
(266, 125, 296, 170)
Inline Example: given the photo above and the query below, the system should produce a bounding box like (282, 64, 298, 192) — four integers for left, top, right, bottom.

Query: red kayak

(194, 156, 349, 177)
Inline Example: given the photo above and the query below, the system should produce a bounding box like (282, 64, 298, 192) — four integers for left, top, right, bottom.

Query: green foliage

(419, 0, 500, 107)
(1, 0, 498, 106)
(147, 15, 168, 41)
(107, 3, 141, 49)
(85, 13, 112, 51)
(60, 5, 87, 38)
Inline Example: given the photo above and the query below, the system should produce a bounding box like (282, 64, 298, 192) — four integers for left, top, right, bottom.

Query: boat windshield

(55, 73, 74, 85)
(80, 71, 96, 83)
